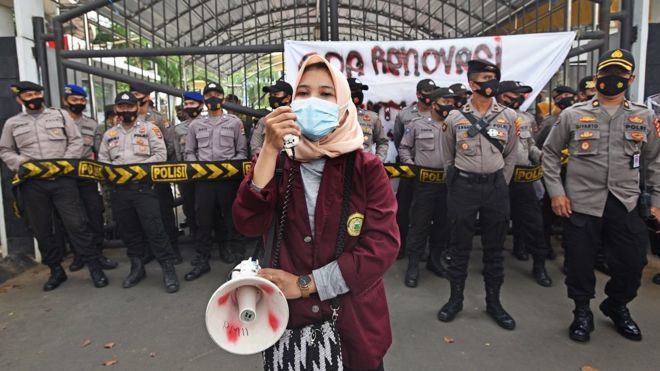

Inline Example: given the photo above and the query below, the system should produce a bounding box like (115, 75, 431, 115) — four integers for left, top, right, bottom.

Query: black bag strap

(260, 151, 289, 268)
(462, 111, 504, 153)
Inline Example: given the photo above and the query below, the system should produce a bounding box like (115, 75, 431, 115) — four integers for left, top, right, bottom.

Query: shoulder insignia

(579, 116, 597, 123)
(152, 126, 162, 139)
(108, 129, 118, 138)
(654, 117, 660, 138)
(442, 122, 447, 132)
(623, 100, 630, 109)
(347, 212, 364, 237)
(630, 132, 645, 142)
(628, 115, 644, 124)
(592, 100, 600, 107)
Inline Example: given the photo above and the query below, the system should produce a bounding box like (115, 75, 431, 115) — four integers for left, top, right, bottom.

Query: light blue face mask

(291, 97, 342, 141)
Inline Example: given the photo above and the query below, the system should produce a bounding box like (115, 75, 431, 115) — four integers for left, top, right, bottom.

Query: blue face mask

(291, 97, 341, 141)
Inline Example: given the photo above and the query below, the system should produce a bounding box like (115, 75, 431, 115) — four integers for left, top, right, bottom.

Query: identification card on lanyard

(631, 151, 640, 169)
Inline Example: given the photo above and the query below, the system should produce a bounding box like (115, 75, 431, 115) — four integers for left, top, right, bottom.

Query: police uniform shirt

(97, 121, 166, 165)
(174, 118, 196, 162)
(393, 104, 431, 148)
(250, 116, 266, 157)
(358, 108, 389, 161)
(515, 111, 542, 165)
(62, 110, 98, 160)
(184, 114, 248, 162)
(535, 113, 559, 146)
(140, 108, 175, 159)
(399, 116, 446, 169)
(0, 108, 83, 171)
(542, 98, 660, 217)
(441, 100, 519, 182)
(94, 122, 114, 154)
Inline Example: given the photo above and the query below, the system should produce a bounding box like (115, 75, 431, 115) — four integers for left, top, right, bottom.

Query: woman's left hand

(258, 268, 302, 300)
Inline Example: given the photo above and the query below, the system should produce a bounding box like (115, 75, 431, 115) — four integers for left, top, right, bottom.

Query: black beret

(467, 59, 501, 81)
(262, 80, 293, 95)
(416, 79, 437, 92)
(498, 80, 532, 94)
(129, 82, 153, 95)
(10, 81, 44, 95)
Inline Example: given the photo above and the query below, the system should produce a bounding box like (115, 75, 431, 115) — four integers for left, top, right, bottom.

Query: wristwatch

(297, 274, 312, 299)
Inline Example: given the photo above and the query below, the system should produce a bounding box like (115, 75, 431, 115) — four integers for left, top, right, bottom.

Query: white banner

(284, 32, 575, 162)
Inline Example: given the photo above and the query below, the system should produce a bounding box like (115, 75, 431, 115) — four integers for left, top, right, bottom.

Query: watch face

(297, 275, 311, 286)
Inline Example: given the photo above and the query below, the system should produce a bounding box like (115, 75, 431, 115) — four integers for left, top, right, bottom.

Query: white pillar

(630, 0, 650, 102)
(13, 0, 45, 84)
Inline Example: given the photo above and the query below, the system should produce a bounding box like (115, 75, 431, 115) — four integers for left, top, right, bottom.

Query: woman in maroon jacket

(232, 54, 399, 370)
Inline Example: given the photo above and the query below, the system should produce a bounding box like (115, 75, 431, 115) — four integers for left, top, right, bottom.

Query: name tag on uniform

(631, 151, 640, 169)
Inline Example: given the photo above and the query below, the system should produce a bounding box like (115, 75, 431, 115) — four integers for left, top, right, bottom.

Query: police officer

(577, 76, 597, 102)
(0, 81, 108, 290)
(174, 91, 205, 237)
(449, 83, 472, 110)
(251, 80, 293, 157)
(399, 87, 457, 287)
(184, 82, 248, 281)
(535, 85, 577, 146)
(130, 83, 181, 264)
(497, 81, 552, 287)
(438, 60, 518, 330)
(543, 49, 660, 343)
(61, 84, 118, 272)
(349, 78, 389, 161)
(94, 105, 118, 236)
(393, 79, 436, 258)
(98, 92, 180, 293)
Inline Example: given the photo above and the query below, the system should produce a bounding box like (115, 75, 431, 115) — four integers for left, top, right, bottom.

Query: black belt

(456, 168, 502, 184)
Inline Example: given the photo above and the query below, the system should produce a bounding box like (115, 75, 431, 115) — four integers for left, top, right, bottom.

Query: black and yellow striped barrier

(11, 159, 544, 186)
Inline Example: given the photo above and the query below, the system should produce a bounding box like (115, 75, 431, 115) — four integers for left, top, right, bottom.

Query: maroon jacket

(233, 150, 400, 369)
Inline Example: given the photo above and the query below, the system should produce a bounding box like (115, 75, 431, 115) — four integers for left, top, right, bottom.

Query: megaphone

(205, 258, 289, 355)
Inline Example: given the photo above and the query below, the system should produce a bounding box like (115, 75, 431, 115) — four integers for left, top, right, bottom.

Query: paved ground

(1, 238, 659, 371)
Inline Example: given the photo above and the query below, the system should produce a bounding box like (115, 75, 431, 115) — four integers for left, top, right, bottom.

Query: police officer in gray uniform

(130, 83, 181, 264)
(496, 81, 552, 287)
(0, 81, 108, 290)
(174, 91, 205, 237)
(437, 60, 518, 330)
(399, 87, 457, 287)
(250, 80, 293, 158)
(184, 82, 248, 281)
(535, 86, 577, 146)
(60, 84, 118, 272)
(393, 79, 436, 258)
(543, 49, 660, 343)
(94, 105, 118, 232)
(449, 83, 472, 110)
(348, 78, 389, 161)
(98, 92, 180, 293)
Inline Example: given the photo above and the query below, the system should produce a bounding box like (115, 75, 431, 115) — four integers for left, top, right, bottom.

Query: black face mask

(555, 97, 575, 110)
(68, 103, 86, 114)
(183, 107, 202, 119)
(205, 97, 223, 111)
(418, 92, 433, 106)
(176, 112, 187, 121)
(596, 75, 629, 97)
(585, 94, 596, 101)
(23, 97, 44, 111)
(505, 96, 525, 110)
(434, 104, 454, 119)
(269, 96, 290, 110)
(474, 79, 499, 98)
(137, 98, 149, 107)
(351, 92, 364, 107)
(455, 96, 468, 108)
(119, 111, 138, 124)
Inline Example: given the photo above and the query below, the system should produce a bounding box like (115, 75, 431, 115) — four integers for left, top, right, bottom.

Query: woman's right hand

(262, 106, 301, 152)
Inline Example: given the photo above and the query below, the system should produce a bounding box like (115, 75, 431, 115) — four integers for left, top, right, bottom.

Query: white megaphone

(205, 258, 289, 355)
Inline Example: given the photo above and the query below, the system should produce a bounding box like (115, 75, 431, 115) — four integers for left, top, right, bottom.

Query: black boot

(599, 299, 642, 341)
(142, 251, 155, 265)
(184, 259, 210, 281)
(69, 255, 85, 272)
(161, 261, 180, 293)
(569, 303, 594, 342)
(43, 265, 67, 291)
(99, 255, 118, 270)
(88, 260, 109, 288)
(653, 273, 660, 285)
(437, 281, 464, 322)
(512, 245, 529, 261)
(546, 247, 557, 261)
(532, 258, 552, 287)
(123, 257, 146, 288)
(485, 286, 516, 330)
(404, 256, 420, 288)
(426, 250, 447, 278)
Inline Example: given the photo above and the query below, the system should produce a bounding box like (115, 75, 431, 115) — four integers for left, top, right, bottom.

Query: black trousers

(509, 181, 548, 259)
(406, 181, 449, 260)
(111, 183, 175, 263)
(20, 178, 97, 267)
(195, 181, 245, 260)
(446, 169, 509, 286)
(78, 179, 105, 248)
(179, 182, 197, 234)
(396, 178, 414, 252)
(155, 183, 178, 248)
(564, 193, 648, 304)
